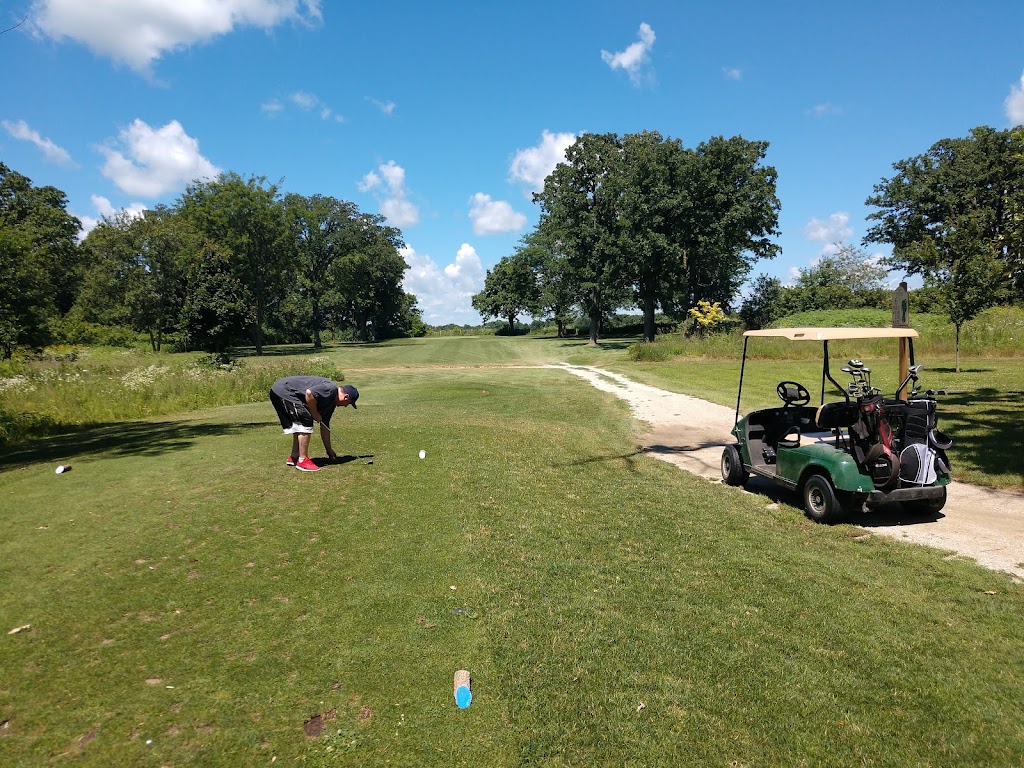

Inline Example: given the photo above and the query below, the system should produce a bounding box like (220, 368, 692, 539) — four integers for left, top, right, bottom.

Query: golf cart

(721, 327, 952, 523)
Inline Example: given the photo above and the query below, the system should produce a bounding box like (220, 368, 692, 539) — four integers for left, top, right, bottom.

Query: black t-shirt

(272, 376, 339, 426)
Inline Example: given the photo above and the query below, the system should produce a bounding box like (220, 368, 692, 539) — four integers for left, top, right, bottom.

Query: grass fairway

(2, 361, 1024, 765)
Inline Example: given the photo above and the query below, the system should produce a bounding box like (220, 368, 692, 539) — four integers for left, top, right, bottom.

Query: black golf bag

(850, 395, 900, 490)
(893, 398, 952, 485)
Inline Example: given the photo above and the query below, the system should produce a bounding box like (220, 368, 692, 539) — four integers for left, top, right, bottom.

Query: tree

(677, 136, 781, 314)
(688, 300, 726, 337)
(781, 243, 889, 313)
(534, 133, 629, 345)
(471, 249, 540, 333)
(283, 193, 361, 348)
(520, 231, 579, 337)
(76, 207, 194, 351)
(907, 214, 1007, 371)
(179, 173, 289, 354)
(617, 131, 689, 342)
(328, 214, 408, 341)
(864, 126, 1024, 340)
(739, 274, 783, 330)
(0, 163, 81, 357)
(179, 243, 250, 353)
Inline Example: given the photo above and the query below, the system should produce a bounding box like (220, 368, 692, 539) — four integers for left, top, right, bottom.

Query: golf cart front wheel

(721, 444, 749, 486)
(802, 474, 848, 524)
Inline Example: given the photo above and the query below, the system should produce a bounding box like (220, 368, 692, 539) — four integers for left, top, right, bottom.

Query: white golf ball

(418, 450, 426, 459)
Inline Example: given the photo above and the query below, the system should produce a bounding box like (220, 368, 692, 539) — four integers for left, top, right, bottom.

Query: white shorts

(282, 422, 314, 435)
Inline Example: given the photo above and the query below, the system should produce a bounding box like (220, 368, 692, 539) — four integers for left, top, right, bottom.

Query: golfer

(269, 376, 358, 472)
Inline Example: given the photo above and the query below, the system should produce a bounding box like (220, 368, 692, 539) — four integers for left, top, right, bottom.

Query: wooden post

(893, 282, 910, 400)
(454, 670, 472, 708)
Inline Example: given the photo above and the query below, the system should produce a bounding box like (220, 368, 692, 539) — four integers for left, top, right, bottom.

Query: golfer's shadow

(312, 455, 373, 466)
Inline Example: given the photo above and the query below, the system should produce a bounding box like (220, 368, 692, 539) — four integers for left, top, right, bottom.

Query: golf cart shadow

(743, 475, 945, 526)
(856, 502, 945, 527)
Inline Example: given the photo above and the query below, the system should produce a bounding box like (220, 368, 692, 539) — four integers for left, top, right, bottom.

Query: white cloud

(263, 91, 343, 122)
(1006, 71, 1024, 125)
(357, 171, 381, 192)
(2, 119, 74, 166)
(807, 102, 842, 117)
(401, 243, 485, 325)
(31, 0, 322, 72)
(75, 194, 147, 240)
(468, 193, 527, 235)
(803, 212, 853, 255)
(370, 98, 396, 115)
(290, 91, 317, 109)
(98, 119, 220, 198)
(722, 66, 742, 80)
(359, 160, 419, 228)
(508, 130, 577, 193)
(91, 193, 147, 220)
(600, 22, 655, 86)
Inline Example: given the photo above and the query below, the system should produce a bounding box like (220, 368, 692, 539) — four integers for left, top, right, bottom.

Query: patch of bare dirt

(548, 364, 1024, 582)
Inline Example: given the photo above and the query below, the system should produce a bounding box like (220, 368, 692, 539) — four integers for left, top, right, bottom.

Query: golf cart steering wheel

(777, 381, 810, 407)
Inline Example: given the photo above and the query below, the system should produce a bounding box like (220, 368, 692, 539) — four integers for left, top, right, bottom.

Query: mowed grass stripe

(1, 367, 1022, 766)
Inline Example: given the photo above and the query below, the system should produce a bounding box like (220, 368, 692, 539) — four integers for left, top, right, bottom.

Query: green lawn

(2, 358, 1023, 766)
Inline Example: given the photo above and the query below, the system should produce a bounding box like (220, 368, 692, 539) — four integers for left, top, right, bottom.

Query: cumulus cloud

(359, 160, 419, 228)
(98, 119, 220, 198)
(468, 193, 527, 235)
(1006, 71, 1024, 125)
(401, 243, 486, 324)
(722, 66, 742, 80)
(508, 130, 578, 193)
(75, 194, 147, 240)
(600, 22, 655, 86)
(803, 212, 853, 255)
(2, 119, 74, 166)
(31, 0, 323, 72)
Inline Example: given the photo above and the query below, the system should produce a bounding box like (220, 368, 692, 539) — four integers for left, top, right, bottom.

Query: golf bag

(850, 395, 900, 490)
(894, 398, 952, 485)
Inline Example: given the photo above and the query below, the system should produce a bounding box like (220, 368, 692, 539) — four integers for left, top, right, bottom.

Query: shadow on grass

(233, 341, 389, 358)
(0, 419, 268, 472)
(310, 454, 374, 466)
(937, 387, 1024, 482)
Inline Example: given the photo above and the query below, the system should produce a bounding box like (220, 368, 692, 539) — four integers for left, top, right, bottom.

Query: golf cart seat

(815, 402, 858, 431)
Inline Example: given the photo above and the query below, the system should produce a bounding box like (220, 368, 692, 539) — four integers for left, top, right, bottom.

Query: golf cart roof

(743, 327, 919, 341)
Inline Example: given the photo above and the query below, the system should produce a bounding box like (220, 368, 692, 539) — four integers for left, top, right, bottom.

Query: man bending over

(269, 376, 358, 472)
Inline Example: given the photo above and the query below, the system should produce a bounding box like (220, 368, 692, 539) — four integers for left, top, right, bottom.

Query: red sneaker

(286, 455, 297, 466)
(295, 457, 320, 472)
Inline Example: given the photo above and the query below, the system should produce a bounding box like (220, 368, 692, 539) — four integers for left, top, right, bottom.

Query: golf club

(318, 421, 373, 465)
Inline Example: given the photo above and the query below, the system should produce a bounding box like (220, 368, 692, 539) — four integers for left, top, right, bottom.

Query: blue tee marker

(454, 669, 472, 709)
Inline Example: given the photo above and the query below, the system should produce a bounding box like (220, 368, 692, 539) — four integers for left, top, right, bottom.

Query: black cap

(341, 384, 359, 409)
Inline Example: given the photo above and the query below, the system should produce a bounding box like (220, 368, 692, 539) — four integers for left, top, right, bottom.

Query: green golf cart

(721, 327, 952, 523)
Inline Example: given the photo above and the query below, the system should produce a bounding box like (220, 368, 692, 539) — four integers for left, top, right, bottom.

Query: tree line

(473, 126, 1024, 346)
(473, 131, 782, 344)
(3, 124, 1022, 359)
(0, 166, 422, 358)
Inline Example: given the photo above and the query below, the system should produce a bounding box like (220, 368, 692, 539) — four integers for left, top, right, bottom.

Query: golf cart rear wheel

(802, 473, 848, 524)
(905, 485, 947, 515)
(721, 444, 749, 486)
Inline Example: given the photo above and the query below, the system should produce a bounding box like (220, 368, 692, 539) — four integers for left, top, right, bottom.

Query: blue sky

(3, 1, 1024, 325)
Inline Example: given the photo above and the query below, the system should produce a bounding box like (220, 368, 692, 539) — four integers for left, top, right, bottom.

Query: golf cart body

(721, 327, 952, 523)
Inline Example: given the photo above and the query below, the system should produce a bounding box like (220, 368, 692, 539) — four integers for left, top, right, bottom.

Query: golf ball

(419, 450, 426, 459)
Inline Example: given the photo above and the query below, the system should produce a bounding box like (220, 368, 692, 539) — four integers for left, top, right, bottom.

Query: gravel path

(547, 363, 1024, 582)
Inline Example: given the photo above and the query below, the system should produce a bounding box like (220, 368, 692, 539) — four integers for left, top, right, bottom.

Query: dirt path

(546, 363, 1024, 582)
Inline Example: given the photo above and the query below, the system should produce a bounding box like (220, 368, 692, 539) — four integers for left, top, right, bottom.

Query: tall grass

(0, 348, 346, 447)
(628, 306, 1024, 362)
